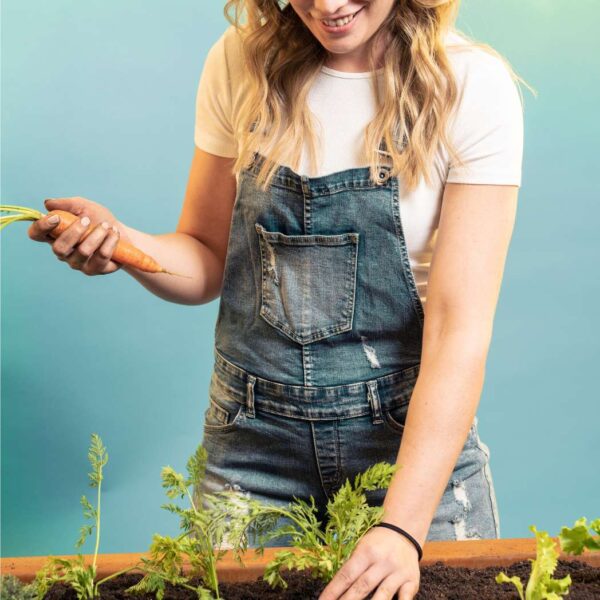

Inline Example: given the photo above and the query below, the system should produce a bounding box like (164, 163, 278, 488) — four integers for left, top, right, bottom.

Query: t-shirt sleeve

(194, 32, 238, 157)
(445, 51, 524, 187)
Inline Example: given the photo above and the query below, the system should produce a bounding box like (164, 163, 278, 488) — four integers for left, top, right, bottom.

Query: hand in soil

(318, 525, 420, 600)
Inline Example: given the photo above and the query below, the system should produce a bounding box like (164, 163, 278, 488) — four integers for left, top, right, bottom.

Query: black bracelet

(372, 522, 423, 561)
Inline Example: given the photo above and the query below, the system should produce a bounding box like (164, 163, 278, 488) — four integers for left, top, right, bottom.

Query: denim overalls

(195, 150, 500, 544)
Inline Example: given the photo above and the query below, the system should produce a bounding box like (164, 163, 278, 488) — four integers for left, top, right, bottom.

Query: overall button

(376, 169, 391, 183)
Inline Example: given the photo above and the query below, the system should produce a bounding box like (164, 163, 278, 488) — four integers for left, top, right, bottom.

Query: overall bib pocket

(255, 223, 359, 345)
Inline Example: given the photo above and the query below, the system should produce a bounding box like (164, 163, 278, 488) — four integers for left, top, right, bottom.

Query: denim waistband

(244, 151, 393, 196)
(213, 349, 420, 421)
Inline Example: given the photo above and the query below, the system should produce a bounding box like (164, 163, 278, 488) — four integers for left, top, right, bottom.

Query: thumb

(44, 197, 85, 216)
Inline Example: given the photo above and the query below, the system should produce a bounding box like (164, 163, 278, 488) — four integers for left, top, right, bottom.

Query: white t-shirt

(194, 26, 524, 306)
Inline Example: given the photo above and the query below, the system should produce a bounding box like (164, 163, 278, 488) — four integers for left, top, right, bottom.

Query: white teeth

(322, 11, 357, 27)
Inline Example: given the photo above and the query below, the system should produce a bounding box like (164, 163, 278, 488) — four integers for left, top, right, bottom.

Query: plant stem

(95, 564, 144, 588)
(245, 506, 326, 549)
(136, 566, 199, 594)
(0, 205, 43, 218)
(93, 464, 102, 572)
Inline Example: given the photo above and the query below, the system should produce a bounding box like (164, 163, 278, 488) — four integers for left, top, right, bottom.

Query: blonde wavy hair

(223, 0, 535, 193)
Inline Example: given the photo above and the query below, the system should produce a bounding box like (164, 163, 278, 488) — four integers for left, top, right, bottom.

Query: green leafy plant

(125, 444, 240, 600)
(222, 461, 400, 589)
(0, 574, 37, 600)
(33, 434, 137, 600)
(494, 516, 599, 600)
(558, 517, 600, 555)
(495, 524, 571, 599)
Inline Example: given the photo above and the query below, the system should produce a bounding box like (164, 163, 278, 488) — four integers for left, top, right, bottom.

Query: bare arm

(381, 182, 519, 544)
(118, 148, 237, 305)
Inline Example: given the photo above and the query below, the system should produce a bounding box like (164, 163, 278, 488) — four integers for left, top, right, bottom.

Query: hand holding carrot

(27, 197, 125, 276)
(2, 198, 190, 277)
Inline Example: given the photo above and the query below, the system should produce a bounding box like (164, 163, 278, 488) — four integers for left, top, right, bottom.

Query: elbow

(422, 314, 493, 365)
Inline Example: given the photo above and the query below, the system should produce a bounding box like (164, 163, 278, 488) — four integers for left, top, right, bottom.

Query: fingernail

(48, 215, 59, 224)
(101, 221, 109, 230)
(112, 225, 119, 234)
(81, 216, 90, 227)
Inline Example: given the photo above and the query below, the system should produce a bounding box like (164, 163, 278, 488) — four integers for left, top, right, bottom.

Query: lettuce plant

(496, 524, 571, 600)
(222, 461, 399, 589)
(33, 434, 137, 600)
(496, 516, 599, 600)
(558, 517, 600, 555)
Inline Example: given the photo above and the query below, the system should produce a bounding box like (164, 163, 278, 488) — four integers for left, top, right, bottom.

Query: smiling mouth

(319, 6, 364, 27)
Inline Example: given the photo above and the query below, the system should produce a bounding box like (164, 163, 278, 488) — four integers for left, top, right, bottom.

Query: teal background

(2, 0, 598, 557)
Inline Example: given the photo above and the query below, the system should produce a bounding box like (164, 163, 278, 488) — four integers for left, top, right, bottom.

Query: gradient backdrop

(2, 0, 599, 557)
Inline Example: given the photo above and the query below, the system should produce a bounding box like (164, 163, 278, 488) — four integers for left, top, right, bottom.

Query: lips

(322, 8, 360, 22)
(320, 6, 364, 24)
(317, 6, 365, 33)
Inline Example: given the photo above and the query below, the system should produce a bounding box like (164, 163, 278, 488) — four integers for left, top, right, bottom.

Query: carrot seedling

(0, 204, 190, 277)
(222, 461, 400, 589)
(125, 444, 237, 600)
(33, 434, 139, 600)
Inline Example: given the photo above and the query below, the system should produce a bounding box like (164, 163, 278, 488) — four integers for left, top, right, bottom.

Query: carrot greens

(125, 444, 237, 600)
(221, 461, 400, 589)
(33, 434, 132, 600)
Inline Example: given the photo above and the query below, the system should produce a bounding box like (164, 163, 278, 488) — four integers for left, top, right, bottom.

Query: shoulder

(446, 31, 523, 125)
(211, 25, 245, 75)
(443, 30, 520, 105)
(199, 25, 246, 103)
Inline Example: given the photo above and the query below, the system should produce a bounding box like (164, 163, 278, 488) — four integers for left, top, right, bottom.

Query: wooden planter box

(3, 538, 600, 583)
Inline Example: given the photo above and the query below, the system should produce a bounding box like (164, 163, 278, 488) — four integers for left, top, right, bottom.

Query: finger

(369, 574, 406, 600)
(67, 221, 111, 272)
(397, 580, 419, 600)
(319, 554, 372, 600)
(43, 196, 86, 216)
(28, 214, 61, 242)
(51, 215, 92, 261)
(74, 221, 111, 261)
(83, 226, 121, 275)
(340, 564, 389, 600)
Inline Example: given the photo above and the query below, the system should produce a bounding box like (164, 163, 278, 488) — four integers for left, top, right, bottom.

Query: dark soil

(43, 560, 600, 600)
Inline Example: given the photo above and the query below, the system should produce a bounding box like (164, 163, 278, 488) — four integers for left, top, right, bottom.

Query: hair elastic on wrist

(372, 522, 423, 561)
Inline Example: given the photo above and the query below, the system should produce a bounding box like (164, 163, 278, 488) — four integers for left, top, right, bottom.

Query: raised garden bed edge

(3, 538, 600, 584)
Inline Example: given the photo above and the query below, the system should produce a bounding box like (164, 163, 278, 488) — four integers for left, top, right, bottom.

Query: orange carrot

(0, 205, 191, 278)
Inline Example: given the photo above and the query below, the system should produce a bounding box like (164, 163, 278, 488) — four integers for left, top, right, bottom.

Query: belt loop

(246, 375, 256, 418)
(366, 380, 383, 424)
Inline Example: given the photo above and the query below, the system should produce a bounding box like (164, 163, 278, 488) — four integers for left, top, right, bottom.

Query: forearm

(115, 221, 224, 305)
(382, 331, 488, 545)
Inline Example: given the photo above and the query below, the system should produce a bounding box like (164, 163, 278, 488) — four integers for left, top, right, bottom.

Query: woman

(29, 1, 526, 598)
